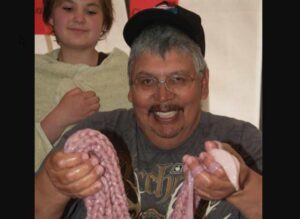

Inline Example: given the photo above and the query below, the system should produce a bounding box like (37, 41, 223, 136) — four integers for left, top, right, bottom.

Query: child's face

(49, 0, 104, 49)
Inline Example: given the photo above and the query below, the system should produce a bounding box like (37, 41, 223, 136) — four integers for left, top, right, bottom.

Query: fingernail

(185, 156, 193, 165)
(91, 157, 99, 166)
(199, 152, 206, 161)
(95, 165, 103, 175)
(82, 153, 89, 161)
(182, 155, 189, 163)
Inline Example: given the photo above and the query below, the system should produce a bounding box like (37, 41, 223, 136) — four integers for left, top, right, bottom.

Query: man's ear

(200, 68, 209, 99)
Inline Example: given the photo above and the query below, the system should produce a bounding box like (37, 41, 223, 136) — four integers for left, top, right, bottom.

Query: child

(35, 0, 131, 171)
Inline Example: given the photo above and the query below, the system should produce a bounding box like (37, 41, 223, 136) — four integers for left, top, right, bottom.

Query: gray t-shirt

(53, 109, 262, 219)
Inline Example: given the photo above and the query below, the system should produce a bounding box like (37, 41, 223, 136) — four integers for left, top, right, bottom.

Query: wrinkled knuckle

(59, 177, 71, 185)
(203, 180, 214, 189)
(53, 154, 65, 168)
(65, 172, 76, 182)
(92, 181, 102, 193)
(55, 182, 66, 191)
(88, 171, 98, 182)
(70, 182, 81, 193)
(84, 162, 94, 171)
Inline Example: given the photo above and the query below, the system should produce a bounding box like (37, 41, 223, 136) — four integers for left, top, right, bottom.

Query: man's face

(128, 49, 209, 149)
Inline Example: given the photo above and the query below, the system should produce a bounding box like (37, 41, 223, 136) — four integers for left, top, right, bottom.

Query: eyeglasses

(132, 73, 196, 93)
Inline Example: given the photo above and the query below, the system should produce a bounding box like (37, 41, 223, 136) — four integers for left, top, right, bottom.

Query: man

(35, 2, 262, 219)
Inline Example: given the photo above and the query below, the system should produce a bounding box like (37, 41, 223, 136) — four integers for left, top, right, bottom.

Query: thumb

(204, 140, 220, 152)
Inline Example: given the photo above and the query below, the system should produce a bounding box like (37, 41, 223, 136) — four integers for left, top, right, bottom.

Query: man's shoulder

(202, 111, 258, 129)
(201, 111, 261, 140)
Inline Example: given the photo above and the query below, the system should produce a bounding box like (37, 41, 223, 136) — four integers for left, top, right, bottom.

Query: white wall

(35, 0, 262, 128)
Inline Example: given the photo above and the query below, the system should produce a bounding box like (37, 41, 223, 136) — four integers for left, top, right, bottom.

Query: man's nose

(155, 80, 174, 101)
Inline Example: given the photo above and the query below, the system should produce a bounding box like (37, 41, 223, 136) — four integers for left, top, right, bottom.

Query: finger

(46, 154, 97, 185)
(82, 103, 100, 118)
(193, 167, 236, 200)
(49, 151, 89, 170)
(76, 179, 102, 198)
(64, 164, 104, 194)
(204, 140, 220, 152)
(191, 164, 205, 178)
(199, 152, 225, 177)
(62, 157, 103, 184)
(83, 91, 96, 99)
(85, 102, 100, 113)
(85, 96, 100, 104)
(88, 103, 100, 112)
(183, 154, 200, 169)
(183, 154, 204, 178)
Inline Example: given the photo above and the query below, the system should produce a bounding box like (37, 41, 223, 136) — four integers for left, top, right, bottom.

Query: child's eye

(62, 6, 73, 12)
(87, 10, 97, 15)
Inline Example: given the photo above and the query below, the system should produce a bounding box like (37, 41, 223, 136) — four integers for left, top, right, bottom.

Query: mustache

(149, 103, 183, 113)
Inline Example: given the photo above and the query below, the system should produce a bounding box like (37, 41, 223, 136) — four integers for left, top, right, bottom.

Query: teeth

(154, 111, 177, 119)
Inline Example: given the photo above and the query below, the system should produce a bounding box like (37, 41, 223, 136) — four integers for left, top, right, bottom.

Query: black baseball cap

(123, 1, 205, 56)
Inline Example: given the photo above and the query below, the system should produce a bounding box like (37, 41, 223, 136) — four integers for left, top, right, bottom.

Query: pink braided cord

(64, 128, 131, 219)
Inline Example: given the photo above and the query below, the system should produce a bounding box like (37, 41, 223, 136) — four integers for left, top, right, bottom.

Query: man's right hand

(35, 149, 104, 219)
(44, 148, 104, 199)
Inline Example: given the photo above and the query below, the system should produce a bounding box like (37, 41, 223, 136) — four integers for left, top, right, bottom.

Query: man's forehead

(137, 48, 192, 61)
(132, 51, 194, 75)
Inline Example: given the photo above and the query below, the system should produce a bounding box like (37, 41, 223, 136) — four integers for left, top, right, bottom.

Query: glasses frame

(132, 73, 198, 93)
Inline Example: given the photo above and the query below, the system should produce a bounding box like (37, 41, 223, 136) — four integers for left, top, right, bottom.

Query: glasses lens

(134, 74, 194, 93)
(166, 74, 193, 91)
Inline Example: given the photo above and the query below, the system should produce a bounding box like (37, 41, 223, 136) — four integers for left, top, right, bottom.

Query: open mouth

(154, 111, 177, 119)
(153, 110, 181, 123)
(150, 104, 183, 122)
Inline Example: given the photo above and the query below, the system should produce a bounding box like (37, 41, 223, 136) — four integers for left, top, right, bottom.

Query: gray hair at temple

(127, 24, 207, 85)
